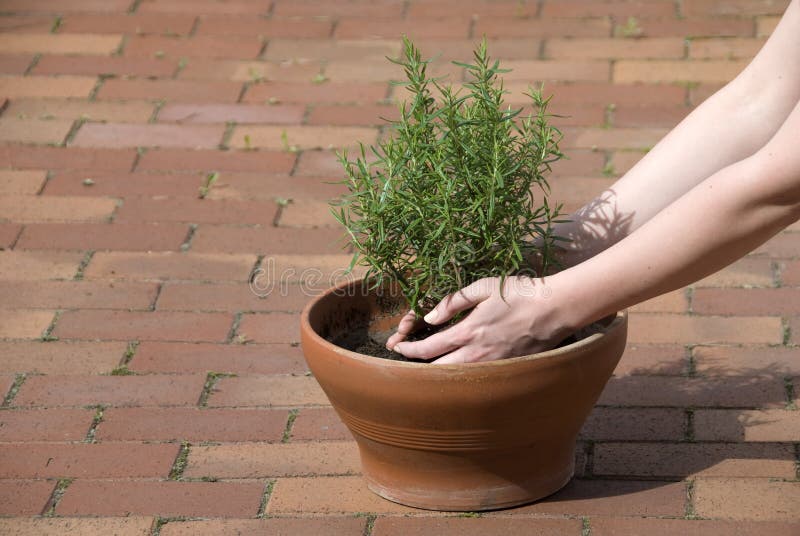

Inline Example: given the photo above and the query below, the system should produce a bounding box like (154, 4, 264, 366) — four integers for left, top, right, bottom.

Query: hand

(385, 275, 572, 364)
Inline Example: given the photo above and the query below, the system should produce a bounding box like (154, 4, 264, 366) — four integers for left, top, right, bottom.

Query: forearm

(552, 0, 800, 267)
(552, 155, 800, 330)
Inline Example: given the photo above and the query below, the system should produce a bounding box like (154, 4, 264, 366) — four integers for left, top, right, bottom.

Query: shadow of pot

(300, 277, 628, 511)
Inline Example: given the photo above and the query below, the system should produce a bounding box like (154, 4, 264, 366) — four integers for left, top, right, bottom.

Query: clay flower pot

(300, 277, 628, 511)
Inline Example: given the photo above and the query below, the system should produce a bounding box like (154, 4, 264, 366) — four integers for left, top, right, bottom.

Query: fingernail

(424, 310, 438, 323)
(393, 343, 404, 353)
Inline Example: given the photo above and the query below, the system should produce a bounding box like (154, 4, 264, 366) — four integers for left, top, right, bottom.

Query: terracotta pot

(300, 277, 628, 511)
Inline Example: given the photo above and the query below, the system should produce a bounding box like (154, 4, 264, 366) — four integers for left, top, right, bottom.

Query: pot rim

(301, 275, 627, 370)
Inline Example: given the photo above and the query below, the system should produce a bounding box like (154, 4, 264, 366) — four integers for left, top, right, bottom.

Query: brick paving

(0, 0, 798, 534)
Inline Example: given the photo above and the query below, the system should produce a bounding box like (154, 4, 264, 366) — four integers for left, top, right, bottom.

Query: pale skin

(387, 0, 800, 364)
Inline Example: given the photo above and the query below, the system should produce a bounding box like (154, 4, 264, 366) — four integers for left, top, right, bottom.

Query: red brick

(0, 0, 131, 13)
(0, 517, 155, 535)
(0, 442, 179, 478)
(158, 103, 304, 125)
(694, 409, 800, 442)
(754, 232, 800, 258)
(628, 313, 783, 344)
(757, 14, 781, 36)
(178, 58, 320, 82)
(159, 518, 366, 536)
(693, 287, 800, 315)
(693, 346, 800, 377)
(243, 81, 388, 105)
(129, 341, 307, 375)
(157, 282, 311, 313)
(591, 518, 800, 536)
(264, 39, 401, 63)
(97, 79, 242, 103)
(114, 197, 278, 225)
(325, 58, 460, 83)
(59, 13, 197, 35)
(564, 127, 668, 150)
(0, 167, 42, 196)
(0, 223, 22, 249)
(598, 375, 786, 408)
(84, 251, 256, 281)
(0, 280, 158, 310)
(541, 0, 677, 18)
(190, 226, 346, 254)
(614, 344, 687, 375)
(307, 104, 402, 127)
(201, 173, 347, 202)
(545, 37, 685, 60)
(0, 408, 94, 441)
(615, 60, 747, 83)
(0, 117, 73, 145)
(53, 310, 232, 342)
(236, 312, 300, 344)
(195, 15, 332, 38)
(580, 407, 685, 441)
(0, 341, 126, 374)
(0, 480, 55, 515)
(374, 517, 582, 536)
(611, 150, 645, 174)
(135, 148, 295, 174)
(0, 75, 97, 98)
(684, 0, 790, 17)
(492, 60, 611, 83)
(276, 199, 338, 228)
(0, 33, 121, 55)
(208, 375, 328, 407)
(0, 54, 34, 75)
(0, 15, 54, 33)
(273, 0, 403, 18)
(138, 0, 269, 15)
(779, 259, 800, 284)
(0, 309, 54, 339)
(407, 0, 538, 18)
(231, 125, 376, 151)
(290, 407, 351, 441)
(630, 289, 688, 313)
(16, 223, 189, 251)
(335, 18, 470, 40)
(0, 195, 116, 223)
(0, 251, 83, 280)
(267, 476, 417, 515)
(693, 478, 800, 521)
(184, 441, 360, 478)
(475, 18, 612, 38)
(13, 374, 206, 407)
(594, 442, 795, 479)
(689, 82, 726, 106)
(294, 149, 366, 176)
(6, 99, 155, 123)
(0, 145, 137, 171)
(619, 19, 754, 38)
(71, 123, 224, 149)
(56, 480, 265, 517)
(689, 37, 766, 59)
(33, 54, 177, 77)
(696, 257, 775, 287)
(124, 35, 262, 60)
(613, 104, 690, 127)
(44, 171, 203, 197)
(97, 407, 289, 442)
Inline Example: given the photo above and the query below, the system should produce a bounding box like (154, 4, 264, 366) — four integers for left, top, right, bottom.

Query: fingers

(385, 310, 420, 350)
(431, 346, 480, 365)
(423, 278, 494, 325)
(392, 328, 462, 360)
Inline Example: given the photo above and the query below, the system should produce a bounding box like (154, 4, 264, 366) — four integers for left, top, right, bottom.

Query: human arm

(551, 0, 800, 267)
(391, 98, 800, 363)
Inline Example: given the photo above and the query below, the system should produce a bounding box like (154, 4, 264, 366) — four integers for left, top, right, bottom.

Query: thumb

(423, 278, 494, 325)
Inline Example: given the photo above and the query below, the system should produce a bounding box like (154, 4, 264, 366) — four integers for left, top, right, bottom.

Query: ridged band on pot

(300, 277, 628, 511)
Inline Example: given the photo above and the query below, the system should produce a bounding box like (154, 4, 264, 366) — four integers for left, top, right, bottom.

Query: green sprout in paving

(333, 37, 564, 315)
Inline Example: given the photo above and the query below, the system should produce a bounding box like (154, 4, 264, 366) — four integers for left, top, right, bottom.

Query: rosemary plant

(333, 38, 564, 316)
